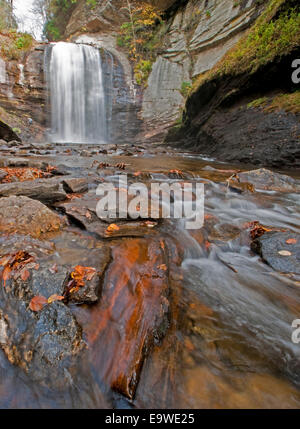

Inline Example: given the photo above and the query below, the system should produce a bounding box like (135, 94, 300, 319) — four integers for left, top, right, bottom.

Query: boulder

(0, 298, 84, 389)
(251, 231, 300, 273)
(0, 196, 62, 238)
(228, 169, 300, 193)
(62, 178, 88, 194)
(0, 120, 21, 143)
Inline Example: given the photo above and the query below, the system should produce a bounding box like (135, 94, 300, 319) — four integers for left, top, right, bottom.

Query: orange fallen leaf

(29, 296, 48, 312)
(158, 264, 167, 271)
(286, 238, 297, 245)
(85, 210, 92, 219)
(48, 294, 64, 304)
(205, 241, 211, 250)
(106, 224, 120, 233)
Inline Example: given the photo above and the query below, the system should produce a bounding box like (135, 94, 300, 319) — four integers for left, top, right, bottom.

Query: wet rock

(0, 170, 7, 181)
(80, 150, 92, 157)
(228, 169, 300, 193)
(63, 247, 111, 305)
(29, 301, 83, 383)
(208, 223, 241, 242)
(57, 192, 159, 239)
(0, 196, 62, 238)
(0, 178, 67, 203)
(74, 238, 170, 399)
(0, 296, 84, 389)
(251, 232, 300, 273)
(62, 178, 88, 194)
(0, 120, 21, 143)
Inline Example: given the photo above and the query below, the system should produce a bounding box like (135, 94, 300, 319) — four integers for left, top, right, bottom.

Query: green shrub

(180, 81, 192, 98)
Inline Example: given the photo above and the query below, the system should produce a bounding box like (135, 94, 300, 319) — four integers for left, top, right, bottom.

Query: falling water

(48, 42, 107, 143)
(0, 58, 7, 84)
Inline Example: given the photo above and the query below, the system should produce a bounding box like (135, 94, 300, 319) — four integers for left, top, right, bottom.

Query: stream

(0, 142, 299, 409)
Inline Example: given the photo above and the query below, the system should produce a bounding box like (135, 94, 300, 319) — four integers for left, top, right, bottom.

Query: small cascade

(18, 64, 25, 86)
(0, 58, 7, 84)
(47, 42, 107, 143)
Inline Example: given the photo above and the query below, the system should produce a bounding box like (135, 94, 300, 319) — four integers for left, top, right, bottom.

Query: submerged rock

(0, 196, 62, 238)
(251, 231, 300, 273)
(76, 238, 170, 400)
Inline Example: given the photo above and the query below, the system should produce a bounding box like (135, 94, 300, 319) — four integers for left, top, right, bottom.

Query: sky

(14, 0, 44, 40)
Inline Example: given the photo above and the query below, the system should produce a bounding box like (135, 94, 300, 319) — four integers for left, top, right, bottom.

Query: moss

(180, 81, 192, 98)
(246, 91, 300, 113)
(247, 97, 269, 108)
(266, 91, 300, 113)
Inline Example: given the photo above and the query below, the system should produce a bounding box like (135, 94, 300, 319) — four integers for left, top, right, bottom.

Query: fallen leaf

(107, 224, 120, 233)
(48, 294, 64, 304)
(286, 238, 297, 245)
(29, 296, 48, 312)
(205, 241, 211, 250)
(49, 263, 58, 274)
(85, 210, 92, 219)
(21, 269, 30, 281)
(278, 250, 292, 256)
(2, 266, 11, 287)
(158, 264, 167, 271)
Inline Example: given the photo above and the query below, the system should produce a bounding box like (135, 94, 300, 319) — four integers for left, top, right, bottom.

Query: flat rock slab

(0, 196, 62, 238)
(228, 168, 300, 193)
(0, 178, 67, 203)
(74, 238, 170, 399)
(251, 231, 300, 273)
(58, 193, 159, 239)
(62, 178, 89, 194)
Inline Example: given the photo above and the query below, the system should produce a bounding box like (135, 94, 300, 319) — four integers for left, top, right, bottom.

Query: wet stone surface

(252, 231, 300, 274)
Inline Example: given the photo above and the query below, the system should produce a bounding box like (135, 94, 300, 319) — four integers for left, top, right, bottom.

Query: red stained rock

(74, 238, 170, 399)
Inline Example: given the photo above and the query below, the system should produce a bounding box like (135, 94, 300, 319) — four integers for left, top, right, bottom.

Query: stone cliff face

(0, 43, 47, 142)
(141, 0, 261, 133)
(166, 0, 300, 168)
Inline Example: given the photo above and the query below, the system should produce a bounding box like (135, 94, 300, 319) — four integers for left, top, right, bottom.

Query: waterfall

(47, 42, 107, 144)
(0, 58, 7, 84)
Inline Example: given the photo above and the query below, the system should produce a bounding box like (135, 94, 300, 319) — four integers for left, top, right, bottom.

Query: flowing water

(0, 146, 299, 408)
(0, 58, 6, 84)
(47, 42, 107, 144)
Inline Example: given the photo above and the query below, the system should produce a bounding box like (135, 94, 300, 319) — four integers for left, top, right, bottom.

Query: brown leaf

(21, 269, 30, 281)
(286, 238, 297, 245)
(85, 210, 92, 219)
(2, 266, 11, 287)
(29, 296, 48, 312)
